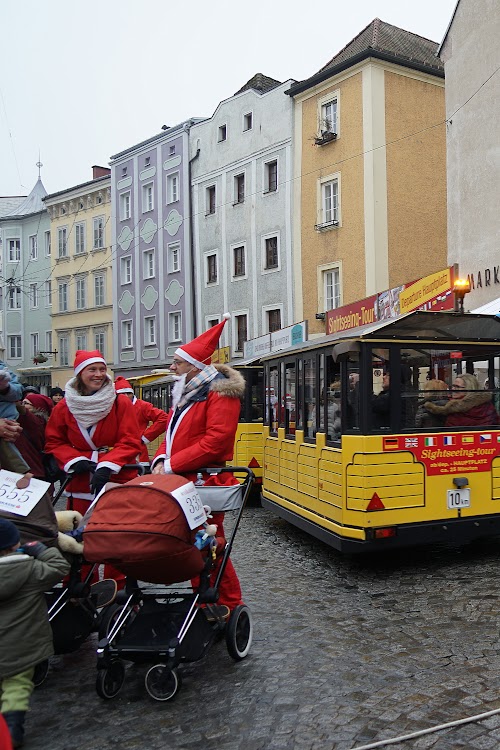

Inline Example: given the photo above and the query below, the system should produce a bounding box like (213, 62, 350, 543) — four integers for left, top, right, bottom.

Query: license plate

(447, 488, 471, 510)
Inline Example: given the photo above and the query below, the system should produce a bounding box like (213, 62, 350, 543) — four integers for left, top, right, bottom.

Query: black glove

(70, 460, 97, 475)
(21, 541, 47, 558)
(90, 467, 112, 496)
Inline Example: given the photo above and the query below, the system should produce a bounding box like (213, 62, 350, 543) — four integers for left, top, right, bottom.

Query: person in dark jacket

(425, 373, 499, 427)
(0, 518, 70, 748)
(414, 379, 448, 429)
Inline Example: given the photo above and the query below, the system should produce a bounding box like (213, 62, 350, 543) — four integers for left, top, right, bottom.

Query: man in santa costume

(152, 314, 245, 616)
(114, 377, 168, 471)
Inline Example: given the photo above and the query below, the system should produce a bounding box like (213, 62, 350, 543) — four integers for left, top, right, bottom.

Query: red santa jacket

(45, 394, 142, 503)
(133, 397, 168, 463)
(152, 365, 245, 481)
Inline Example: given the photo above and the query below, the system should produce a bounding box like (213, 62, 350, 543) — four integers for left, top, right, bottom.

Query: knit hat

(114, 376, 134, 394)
(50, 387, 64, 398)
(74, 350, 106, 377)
(0, 518, 20, 551)
(25, 393, 54, 414)
(175, 314, 230, 369)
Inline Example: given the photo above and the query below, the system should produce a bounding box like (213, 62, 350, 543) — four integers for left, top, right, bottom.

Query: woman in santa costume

(152, 314, 245, 616)
(114, 377, 168, 471)
(45, 350, 142, 584)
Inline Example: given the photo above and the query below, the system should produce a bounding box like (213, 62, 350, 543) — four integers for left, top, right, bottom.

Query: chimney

(92, 165, 111, 179)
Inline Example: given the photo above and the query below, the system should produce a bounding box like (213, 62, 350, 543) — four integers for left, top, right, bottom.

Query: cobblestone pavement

(27, 507, 500, 750)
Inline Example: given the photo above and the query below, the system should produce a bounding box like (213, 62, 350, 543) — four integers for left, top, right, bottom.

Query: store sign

(399, 268, 453, 315)
(243, 321, 307, 360)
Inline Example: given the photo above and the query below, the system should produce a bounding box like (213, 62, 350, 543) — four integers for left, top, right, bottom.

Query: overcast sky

(1, 0, 457, 197)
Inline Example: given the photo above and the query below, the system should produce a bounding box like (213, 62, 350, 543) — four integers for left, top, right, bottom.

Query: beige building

(44, 167, 114, 387)
(288, 19, 448, 334)
(438, 0, 500, 310)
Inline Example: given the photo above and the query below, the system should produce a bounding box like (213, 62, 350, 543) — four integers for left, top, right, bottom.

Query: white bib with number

(0, 470, 50, 517)
(170, 481, 207, 530)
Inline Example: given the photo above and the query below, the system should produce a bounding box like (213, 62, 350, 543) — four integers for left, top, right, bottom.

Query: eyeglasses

(170, 359, 185, 366)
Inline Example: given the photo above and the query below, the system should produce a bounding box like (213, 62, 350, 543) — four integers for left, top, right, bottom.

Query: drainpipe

(188, 137, 200, 337)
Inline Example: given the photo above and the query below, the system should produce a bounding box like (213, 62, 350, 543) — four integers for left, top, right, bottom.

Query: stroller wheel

(96, 661, 126, 700)
(144, 665, 181, 701)
(33, 659, 50, 688)
(225, 605, 253, 661)
(98, 602, 125, 641)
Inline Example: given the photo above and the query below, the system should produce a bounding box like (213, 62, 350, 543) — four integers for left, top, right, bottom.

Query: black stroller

(93, 467, 254, 701)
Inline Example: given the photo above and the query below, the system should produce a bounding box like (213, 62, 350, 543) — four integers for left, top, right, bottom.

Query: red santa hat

(114, 376, 134, 394)
(175, 314, 230, 369)
(74, 349, 106, 377)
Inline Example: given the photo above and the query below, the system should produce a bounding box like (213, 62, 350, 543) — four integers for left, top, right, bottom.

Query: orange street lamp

(453, 278, 471, 314)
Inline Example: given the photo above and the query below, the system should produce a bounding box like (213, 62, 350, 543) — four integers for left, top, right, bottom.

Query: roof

(233, 73, 282, 96)
(110, 118, 206, 161)
(437, 0, 461, 56)
(471, 297, 500, 315)
(0, 178, 47, 219)
(43, 173, 110, 203)
(0, 196, 26, 218)
(287, 18, 444, 97)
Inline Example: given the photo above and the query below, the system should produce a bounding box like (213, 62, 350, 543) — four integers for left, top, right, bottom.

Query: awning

(471, 297, 500, 315)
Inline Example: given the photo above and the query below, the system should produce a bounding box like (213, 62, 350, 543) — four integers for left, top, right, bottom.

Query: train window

(267, 366, 279, 433)
(304, 356, 316, 440)
(346, 361, 360, 431)
(284, 362, 296, 437)
(318, 353, 325, 434)
(297, 359, 304, 431)
(325, 354, 341, 442)
(370, 349, 391, 431)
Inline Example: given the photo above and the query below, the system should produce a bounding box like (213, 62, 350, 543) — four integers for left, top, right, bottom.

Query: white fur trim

(55, 510, 83, 532)
(164, 458, 172, 473)
(116, 387, 133, 394)
(174, 347, 206, 370)
(74, 356, 106, 376)
(57, 532, 83, 555)
(223, 312, 231, 320)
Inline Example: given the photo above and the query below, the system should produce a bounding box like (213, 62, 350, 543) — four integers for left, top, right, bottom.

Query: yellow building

(288, 19, 448, 335)
(44, 167, 114, 387)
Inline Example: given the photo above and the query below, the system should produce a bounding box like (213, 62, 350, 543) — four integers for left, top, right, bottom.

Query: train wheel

(225, 605, 253, 661)
(96, 661, 125, 700)
(144, 665, 181, 701)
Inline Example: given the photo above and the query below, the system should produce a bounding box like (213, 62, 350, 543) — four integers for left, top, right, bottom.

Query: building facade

(110, 119, 204, 378)
(190, 75, 295, 360)
(0, 178, 53, 390)
(44, 167, 113, 387)
(288, 19, 448, 335)
(438, 0, 500, 309)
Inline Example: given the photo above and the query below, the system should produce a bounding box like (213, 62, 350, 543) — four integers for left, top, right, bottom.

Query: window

(45, 331, 52, 352)
(207, 254, 217, 284)
(94, 331, 105, 356)
(122, 320, 133, 348)
(143, 249, 155, 279)
(8, 336, 21, 359)
(58, 282, 68, 312)
(265, 160, 278, 193)
(29, 235, 38, 260)
(75, 222, 86, 254)
(166, 173, 179, 204)
(58, 227, 68, 258)
(30, 332, 39, 358)
(243, 112, 253, 131)
(264, 236, 279, 270)
(45, 280, 52, 307)
(144, 316, 156, 345)
(235, 314, 248, 352)
(96, 194, 103, 205)
(120, 256, 132, 284)
(59, 336, 69, 366)
(145, 156, 151, 167)
(167, 242, 180, 273)
(169, 145, 175, 155)
(7, 239, 20, 262)
(207, 318, 220, 328)
(267, 309, 281, 333)
(61, 205, 66, 215)
(218, 124, 227, 142)
(234, 174, 245, 204)
(29, 283, 38, 309)
(120, 192, 131, 220)
(76, 277, 86, 310)
(44, 231, 51, 256)
(325, 268, 341, 311)
(76, 332, 87, 350)
(93, 217, 105, 249)
(169, 312, 182, 342)
(321, 98, 338, 134)
(94, 274, 105, 306)
(7, 286, 21, 309)
(142, 182, 154, 212)
(322, 180, 339, 225)
(206, 186, 216, 215)
(233, 245, 246, 277)
(122, 167, 127, 176)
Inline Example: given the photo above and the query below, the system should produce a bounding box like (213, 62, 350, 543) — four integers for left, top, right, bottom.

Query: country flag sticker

(480, 434, 492, 443)
(443, 436, 455, 446)
(383, 437, 399, 450)
(405, 437, 418, 448)
(424, 437, 436, 446)
(462, 436, 474, 444)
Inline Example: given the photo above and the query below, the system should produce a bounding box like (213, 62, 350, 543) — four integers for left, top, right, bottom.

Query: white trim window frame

(143, 248, 155, 279)
(317, 172, 341, 229)
(58, 227, 68, 258)
(204, 250, 219, 286)
(120, 191, 131, 221)
(44, 230, 51, 256)
(76, 276, 87, 310)
(94, 273, 105, 307)
(93, 216, 105, 250)
(121, 320, 133, 349)
(75, 331, 88, 351)
(29, 234, 38, 260)
(167, 241, 180, 273)
(58, 280, 69, 312)
(94, 329, 106, 356)
(166, 172, 179, 205)
(205, 185, 216, 216)
(75, 222, 86, 254)
(44, 280, 52, 307)
(8, 335, 22, 359)
(45, 330, 52, 352)
(217, 124, 227, 142)
(58, 334, 69, 366)
(120, 256, 132, 285)
(142, 182, 154, 213)
(262, 303, 284, 334)
(168, 311, 182, 343)
(29, 283, 38, 309)
(261, 232, 281, 274)
(7, 238, 20, 262)
(232, 310, 249, 354)
(318, 90, 340, 136)
(7, 286, 21, 310)
(263, 158, 278, 194)
(243, 112, 253, 131)
(231, 242, 247, 281)
(205, 316, 221, 329)
(233, 173, 245, 205)
(30, 332, 39, 358)
(317, 262, 342, 313)
(144, 315, 156, 346)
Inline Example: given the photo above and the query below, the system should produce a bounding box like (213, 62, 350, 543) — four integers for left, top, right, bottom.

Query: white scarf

(64, 376, 116, 429)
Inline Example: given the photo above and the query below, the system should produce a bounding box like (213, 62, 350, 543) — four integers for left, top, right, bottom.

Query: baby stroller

(83, 467, 254, 701)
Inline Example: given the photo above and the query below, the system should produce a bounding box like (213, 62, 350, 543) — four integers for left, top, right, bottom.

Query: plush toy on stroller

(82, 467, 254, 701)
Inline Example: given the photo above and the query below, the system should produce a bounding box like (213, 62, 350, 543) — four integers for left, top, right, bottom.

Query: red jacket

(152, 365, 244, 482)
(133, 397, 168, 463)
(45, 394, 142, 503)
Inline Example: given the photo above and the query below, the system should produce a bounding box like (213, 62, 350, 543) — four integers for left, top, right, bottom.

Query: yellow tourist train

(259, 310, 500, 551)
